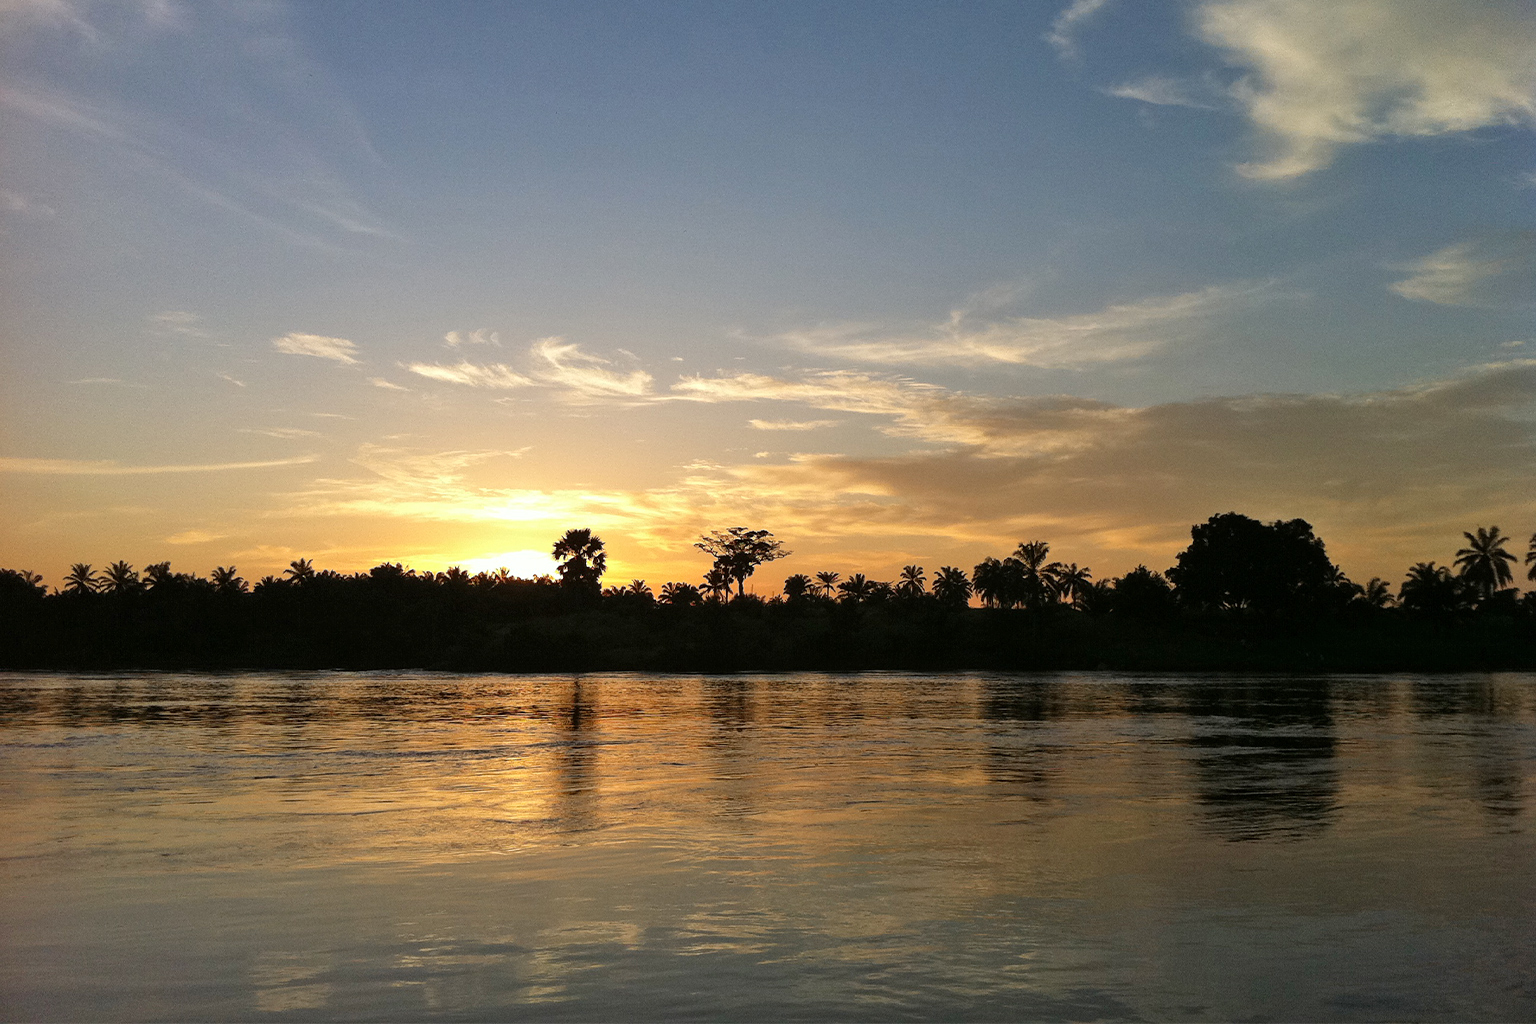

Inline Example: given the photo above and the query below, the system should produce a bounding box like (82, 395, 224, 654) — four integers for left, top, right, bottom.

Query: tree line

(2, 513, 1534, 672)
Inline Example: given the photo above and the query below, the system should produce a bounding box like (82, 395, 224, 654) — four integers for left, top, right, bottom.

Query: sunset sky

(2, 0, 1534, 591)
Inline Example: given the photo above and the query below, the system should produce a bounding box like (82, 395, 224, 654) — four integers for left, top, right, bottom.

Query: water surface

(2, 671, 1533, 1020)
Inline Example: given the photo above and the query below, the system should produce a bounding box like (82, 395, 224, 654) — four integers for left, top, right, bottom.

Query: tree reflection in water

(1183, 680, 1339, 841)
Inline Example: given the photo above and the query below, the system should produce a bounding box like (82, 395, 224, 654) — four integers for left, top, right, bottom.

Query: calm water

(1, 671, 1533, 1022)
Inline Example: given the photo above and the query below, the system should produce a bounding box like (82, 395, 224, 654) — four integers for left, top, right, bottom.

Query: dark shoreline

(5, 596, 1532, 674)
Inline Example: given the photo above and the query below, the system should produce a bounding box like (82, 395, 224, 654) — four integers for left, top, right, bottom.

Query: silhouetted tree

(552, 529, 606, 596)
(64, 563, 99, 595)
(1357, 577, 1394, 608)
(1527, 532, 1536, 582)
(1013, 541, 1061, 610)
(782, 574, 814, 601)
(897, 565, 926, 598)
(814, 571, 841, 598)
(694, 527, 790, 598)
(1455, 526, 1516, 602)
(283, 558, 315, 585)
(838, 573, 874, 604)
(1111, 565, 1176, 620)
(972, 557, 1008, 608)
(102, 560, 141, 596)
(702, 565, 734, 602)
(209, 566, 247, 595)
(659, 581, 702, 606)
(1167, 513, 1344, 615)
(1051, 563, 1093, 609)
(931, 566, 972, 609)
(1399, 562, 1471, 618)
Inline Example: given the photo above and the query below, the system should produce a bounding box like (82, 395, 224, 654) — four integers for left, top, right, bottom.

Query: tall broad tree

(1167, 512, 1346, 615)
(694, 527, 789, 598)
(931, 566, 972, 609)
(552, 529, 606, 595)
(1454, 526, 1516, 601)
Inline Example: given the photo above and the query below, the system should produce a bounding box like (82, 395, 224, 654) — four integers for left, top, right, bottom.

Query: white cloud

(0, 454, 318, 475)
(1389, 233, 1536, 306)
(368, 376, 408, 390)
(1195, 0, 1536, 179)
(748, 419, 841, 431)
(273, 332, 360, 364)
(444, 329, 500, 348)
(149, 310, 206, 337)
(1046, 0, 1112, 59)
(239, 427, 322, 439)
(403, 360, 533, 389)
(166, 529, 224, 545)
(1103, 77, 1217, 110)
(529, 337, 654, 401)
(774, 282, 1273, 368)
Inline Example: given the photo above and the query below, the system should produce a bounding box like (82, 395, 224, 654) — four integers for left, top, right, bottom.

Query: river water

(1, 671, 1532, 1021)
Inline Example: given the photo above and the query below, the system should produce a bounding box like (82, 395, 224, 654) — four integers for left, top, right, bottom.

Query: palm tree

(814, 571, 841, 598)
(1399, 562, 1469, 617)
(209, 566, 247, 595)
(101, 560, 141, 595)
(1013, 540, 1062, 610)
(972, 557, 1007, 608)
(64, 563, 99, 595)
(659, 581, 702, 606)
(284, 558, 315, 585)
(628, 579, 653, 599)
(552, 529, 606, 594)
(782, 574, 814, 601)
(1358, 577, 1394, 608)
(896, 564, 926, 598)
(1526, 532, 1536, 583)
(1051, 563, 1093, 610)
(1454, 526, 1516, 601)
(931, 566, 972, 608)
(702, 564, 734, 602)
(837, 573, 873, 604)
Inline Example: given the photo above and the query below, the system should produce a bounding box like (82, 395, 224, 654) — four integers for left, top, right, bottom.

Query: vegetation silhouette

(4, 513, 1536, 672)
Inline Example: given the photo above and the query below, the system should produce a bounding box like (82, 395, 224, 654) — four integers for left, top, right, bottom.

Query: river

(1, 671, 1532, 1020)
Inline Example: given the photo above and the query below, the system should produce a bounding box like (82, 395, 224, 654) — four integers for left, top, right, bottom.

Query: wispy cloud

(406, 338, 654, 402)
(166, 529, 225, 545)
(748, 419, 841, 431)
(0, 187, 57, 220)
(0, 454, 319, 475)
(404, 360, 533, 389)
(1046, 0, 1112, 59)
(239, 427, 322, 440)
(1194, 0, 1536, 179)
(1389, 233, 1536, 307)
(149, 309, 208, 338)
(773, 282, 1273, 368)
(1103, 76, 1219, 110)
(273, 332, 359, 364)
(67, 377, 147, 388)
(368, 376, 409, 391)
(0, 4, 394, 245)
(444, 329, 499, 348)
(529, 337, 654, 402)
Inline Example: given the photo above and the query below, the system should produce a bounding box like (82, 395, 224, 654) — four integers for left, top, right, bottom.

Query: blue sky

(2, 0, 1534, 588)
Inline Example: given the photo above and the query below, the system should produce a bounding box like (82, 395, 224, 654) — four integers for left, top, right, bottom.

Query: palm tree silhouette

(702, 565, 734, 602)
(782, 574, 814, 601)
(552, 529, 606, 593)
(931, 566, 972, 608)
(1454, 526, 1516, 601)
(210, 566, 247, 594)
(837, 573, 873, 604)
(972, 557, 1006, 608)
(284, 558, 315, 585)
(1526, 532, 1536, 583)
(64, 563, 99, 595)
(1359, 577, 1394, 608)
(1051, 563, 1093, 609)
(897, 565, 926, 598)
(1013, 541, 1062, 610)
(659, 581, 702, 606)
(815, 571, 841, 598)
(102, 560, 140, 596)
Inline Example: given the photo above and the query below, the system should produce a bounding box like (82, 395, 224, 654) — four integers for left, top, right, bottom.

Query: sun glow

(458, 548, 561, 579)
